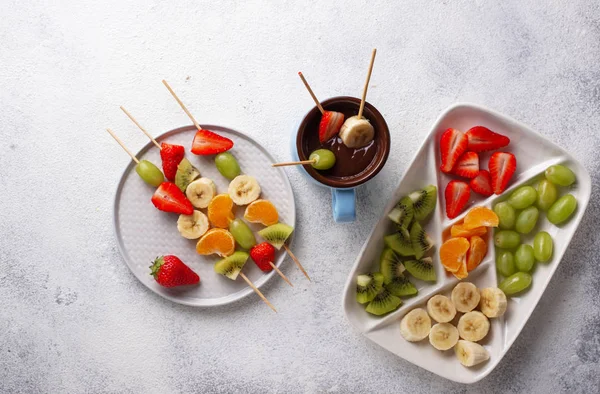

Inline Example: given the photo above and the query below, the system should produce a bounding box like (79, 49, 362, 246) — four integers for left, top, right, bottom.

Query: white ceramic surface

(114, 125, 296, 307)
(342, 103, 592, 384)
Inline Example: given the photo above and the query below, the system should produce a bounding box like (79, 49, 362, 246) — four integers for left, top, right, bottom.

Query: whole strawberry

(150, 255, 200, 287)
(160, 143, 185, 181)
(250, 242, 276, 272)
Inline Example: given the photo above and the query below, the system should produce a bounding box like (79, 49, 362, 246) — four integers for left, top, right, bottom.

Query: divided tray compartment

(342, 103, 591, 383)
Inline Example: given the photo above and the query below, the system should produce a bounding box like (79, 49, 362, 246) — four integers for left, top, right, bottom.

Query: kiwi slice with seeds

(404, 257, 436, 282)
(386, 274, 418, 297)
(258, 223, 294, 250)
(379, 248, 405, 284)
(409, 185, 437, 221)
(214, 251, 249, 280)
(388, 196, 414, 228)
(384, 227, 414, 257)
(365, 288, 402, 315)
(356, 272, 384, 304)
(410, 221, 434, 259)
(175, 158, 201, 192)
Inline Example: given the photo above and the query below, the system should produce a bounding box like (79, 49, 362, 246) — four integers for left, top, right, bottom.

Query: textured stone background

(1, 0, 599, 393)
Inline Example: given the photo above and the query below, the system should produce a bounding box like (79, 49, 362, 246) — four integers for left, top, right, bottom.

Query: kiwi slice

(365, 288, 402, 315)
(379, 248, 405, 284)
(404, 257, 437, 282)
(384, 227, 414, 256)
(214, 251, 249, 280)
(356, 272, 384, 304)
(388, 196, 414, 228)
(409, 185, 437, 221)
(258, 223, 294, 250)
(410, 221, 434, 259)
(386, 275, 418, 297)
(175, 158, 201, 192)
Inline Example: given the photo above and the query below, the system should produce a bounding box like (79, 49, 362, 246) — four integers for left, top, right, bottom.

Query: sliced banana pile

(400, 281, 508, 368)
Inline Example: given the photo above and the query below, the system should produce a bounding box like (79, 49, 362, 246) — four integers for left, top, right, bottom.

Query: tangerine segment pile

(208, 194, 235, 228)
(440, 238, 470, 274)
(244, 199, 279, 226)
(463, 207, 499, 229)
(196, 228, 236, 257)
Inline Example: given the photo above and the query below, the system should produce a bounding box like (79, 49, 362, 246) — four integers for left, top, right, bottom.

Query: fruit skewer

(250, 242, 293, 287)
(258, 223, 310, 281)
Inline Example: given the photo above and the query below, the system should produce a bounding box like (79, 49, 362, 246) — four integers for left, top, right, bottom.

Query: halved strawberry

(451, 151, 479, 178)
(319, 111, 345, 143)
(489, 152, 517, 194)
(151, 182, 193, 214)
(445, 180, 471, 219)
(160, 142, 185, 181)
(250, 242, 276, 272)
(191, 129, 234, 155)
(439, 128, 468, 173)
(470, 170, 493, 197)
(466, 126, 510, 152)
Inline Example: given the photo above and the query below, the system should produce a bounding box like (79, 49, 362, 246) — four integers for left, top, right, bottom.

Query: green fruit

(533, 231, 553, 262)
(499, 272, 532, 295)
(175, 158, 201, 192)
(515, 244, 535, 273)
(515, 206, 539, 234)
(309, 149, 336, 170)
(408, 185, 437, 221)
(356, 273, 384, 304)
(536, 179, 558, 211)
(365, 288, 402, 315)
(258, 223, 294, 250)
(545, 165, 576, 186)
(379, 248, 404, 284)
(409, 221, 433, 259)
(508, 186, 537, 209)
(496, 250, 516, 277)
(494, 202, 516, 229)
(215, 152, 241, 180)
(386, 276, 418, 297)
(547, 194, 577, 225)
(214, 251, 249, 280)
(388, 196, 414, 229)
(404, 257, 437, 282)
(135, 160, 164, 187)
(494, 230, 521, 249)
(229, 219, 256, 250)
(384, 227, 414, 256)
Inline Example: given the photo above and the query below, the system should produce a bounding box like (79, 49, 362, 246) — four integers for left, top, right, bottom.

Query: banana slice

(457, 311, 490, 342)
(228, 175, 261, 205)
(429, 323, 459, 351)
(479, 287, 508, 318)
(400, 308, 432, 342)
(338, 116, 375, 148)
(455, 340, 490, 367)
(451, 282, 481, 313)
(177, 210, 210, 239)
(427, 295, 457, 323)
(186, 178, 217, 209)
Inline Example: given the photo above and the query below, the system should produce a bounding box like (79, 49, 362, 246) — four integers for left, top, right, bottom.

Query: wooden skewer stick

(269, 262, 293, 287)
(239, 272, 277, 312)
(357, 48, 377, 119)
(298, 72, 324, 114)
(106, 128, 139, 164)
(283, 244, 310, 281)
(162, 79, 203, 131)
(272, 159, 317, 167)
(120, 106, 161, 149)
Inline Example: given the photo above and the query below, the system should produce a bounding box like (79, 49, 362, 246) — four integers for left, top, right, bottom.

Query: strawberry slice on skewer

(466, 126, 510, 152)
(470, 170, 493, 197)
(191, 129, 234, 155)
(452, 151, 479, 179)
(489, 152, 517, 194)
(151, 182, 194, 214)
(440, 128, 468, 173)
(160, 142, 185, 181)
(445, 180, 471, 219)
(319, 111, 345, 143)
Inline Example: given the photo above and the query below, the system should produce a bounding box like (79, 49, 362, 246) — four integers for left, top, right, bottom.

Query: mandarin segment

(463, 206, 499, 229)
(453, 261, 468, 279)
(440, 237, 470, 273)
(450, 223, 488, 238)
(244, 199, 279, 226)
(196, 228, 236, 257)
(208, 194, 235, 228)
(466, 235, 487, 272)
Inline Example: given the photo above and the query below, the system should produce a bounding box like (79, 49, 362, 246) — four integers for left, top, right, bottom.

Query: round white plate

(113, 125, 296, 307)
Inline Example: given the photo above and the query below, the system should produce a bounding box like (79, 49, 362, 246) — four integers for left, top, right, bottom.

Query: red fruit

(445, 180, 471, 219)
(160, 142, 185, 181)
(318, 111, 345, 143)
(470, 170, 493, 197)
(150, 255, 199, 287)
(489, 152, 517, 194)
(465, 126, 510, 152)
(250, 242, 276, 272)
(451, 151, 479, 178)
(151, 182, 194, 214)
(439, 128, 468, 173)
(191, 129, 234, 155)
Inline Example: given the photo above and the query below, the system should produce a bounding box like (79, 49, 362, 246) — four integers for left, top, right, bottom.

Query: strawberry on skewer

(151, 182, 194, 215)
(250, 242, 293, 287)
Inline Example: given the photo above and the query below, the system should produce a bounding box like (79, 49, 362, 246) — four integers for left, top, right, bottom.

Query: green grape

(499, 272, 532, 295)
(545, 165, 576, 186)
(515, 244, 535, 273)
(136, 160, 164, 187)
(508, 186, 537, 209)
(229, 219, 256, 250)
(536, 179, 558, 211)
(496, 250, 516, 277)
(494, 230, 521, 249)
(515, 206, 539, 234)
(547, 194, 577, 225)
(533, 231, 553, 262)
(309, 149, 336, 170)
(215, 152, 241, 180)
(494, 202, 516, 229)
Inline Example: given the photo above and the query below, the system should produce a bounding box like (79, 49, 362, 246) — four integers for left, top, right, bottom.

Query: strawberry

(470, 170, 493, 197)
(151, 182, 193, 214)
(465, 126, 510, 152)
(445, 180, 471, 219)
(439, 128, 468, 173)
(318, 111, 345, 143)
(489, 152, 517, 194)
(191, 129, 234, 155)
(451, 151, 479, 178)
(250, 242, 276, 272)
(150, 255, 199, 287)
(160, 142, 185, 181)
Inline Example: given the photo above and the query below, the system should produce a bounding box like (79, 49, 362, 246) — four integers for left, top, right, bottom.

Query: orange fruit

(453, 261, 468, 279)
(466, 235, 487, 272)
(196, 228, 235, 257)
(244, 199, 279, 226)
(463, 206, 499, 229)
(450, 223, 487, 238)
(208, 194, 235, 228)
(439, 237, 470, 273)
